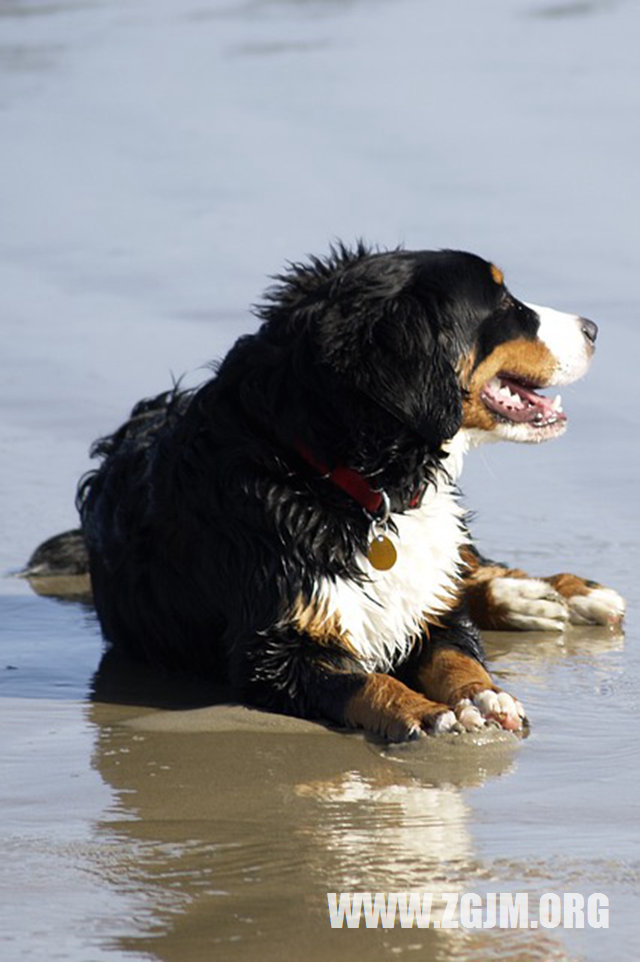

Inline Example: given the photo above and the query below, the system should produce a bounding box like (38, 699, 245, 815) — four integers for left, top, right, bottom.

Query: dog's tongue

(481, 376, 566, 425)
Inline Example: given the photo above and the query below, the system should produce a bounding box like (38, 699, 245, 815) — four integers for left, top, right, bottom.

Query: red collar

(296, 443, 425, 517)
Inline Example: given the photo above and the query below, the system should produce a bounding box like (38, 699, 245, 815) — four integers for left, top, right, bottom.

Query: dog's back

(77, 384, 235, 671)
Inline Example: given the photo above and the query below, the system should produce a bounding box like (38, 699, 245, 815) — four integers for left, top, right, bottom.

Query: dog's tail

(22, 528, 89, 577)
(20, 528, 93, 600)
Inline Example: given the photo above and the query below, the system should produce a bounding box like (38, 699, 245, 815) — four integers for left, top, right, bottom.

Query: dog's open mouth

(481, 375, 566, 428)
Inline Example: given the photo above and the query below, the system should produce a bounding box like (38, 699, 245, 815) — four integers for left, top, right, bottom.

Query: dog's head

(256, 244, 596, 471)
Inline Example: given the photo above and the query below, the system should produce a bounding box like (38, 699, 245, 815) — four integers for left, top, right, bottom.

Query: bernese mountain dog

(25, 245, 625, 740)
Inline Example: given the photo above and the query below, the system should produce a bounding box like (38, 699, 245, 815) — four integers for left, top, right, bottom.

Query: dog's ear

(317, 288, 463, 447)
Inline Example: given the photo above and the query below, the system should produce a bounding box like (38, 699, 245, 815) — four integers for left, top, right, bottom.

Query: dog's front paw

(545, 575, 626, 629)
(567, 586, 626, 628)
(489, 576, 569, 631)
(456, 690, 527, 733)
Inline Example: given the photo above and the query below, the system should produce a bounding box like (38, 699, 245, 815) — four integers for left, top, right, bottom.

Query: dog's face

(450, 259, 597, 444)
(261, 245, 597, 457)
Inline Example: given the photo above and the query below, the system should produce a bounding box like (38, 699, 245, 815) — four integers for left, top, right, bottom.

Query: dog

(25, 244, 625, 740)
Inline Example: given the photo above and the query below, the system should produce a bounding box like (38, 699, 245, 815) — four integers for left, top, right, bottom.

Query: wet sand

(2, 0, 640, 960)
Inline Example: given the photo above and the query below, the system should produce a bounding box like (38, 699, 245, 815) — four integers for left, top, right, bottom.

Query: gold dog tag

(367, 534, 397, 571)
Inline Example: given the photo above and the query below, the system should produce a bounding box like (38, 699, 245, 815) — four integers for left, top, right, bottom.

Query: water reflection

(483, 626, 625, 683)
(89, 701, 516, 959)
(79, 633, 610, 961)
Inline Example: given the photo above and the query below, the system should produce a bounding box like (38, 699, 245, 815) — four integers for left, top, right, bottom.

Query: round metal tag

(367, 534, 397, 571)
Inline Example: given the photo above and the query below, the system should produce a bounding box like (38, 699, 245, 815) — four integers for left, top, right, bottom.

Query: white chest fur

(318, 474, 468, 672)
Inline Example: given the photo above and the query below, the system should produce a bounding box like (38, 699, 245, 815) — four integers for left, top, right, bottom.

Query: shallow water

(1, 0, 640, 960)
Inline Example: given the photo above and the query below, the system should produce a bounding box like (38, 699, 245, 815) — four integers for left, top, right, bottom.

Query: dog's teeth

(551, 394, 563, 411)
(498, 386, 512, 399)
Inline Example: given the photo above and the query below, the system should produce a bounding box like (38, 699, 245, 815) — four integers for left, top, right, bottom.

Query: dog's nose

(581, 318, 598, 345)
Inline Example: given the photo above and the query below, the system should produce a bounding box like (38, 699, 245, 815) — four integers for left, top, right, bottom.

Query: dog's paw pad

(568, 588, 626, 628)
(490, 577, 569, 631)
(469, 689, 526, 732)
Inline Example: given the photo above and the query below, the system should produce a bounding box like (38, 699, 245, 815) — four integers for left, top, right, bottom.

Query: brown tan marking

(490, 264, 504, 286)
(289, 594, 355, 651)
(456, 347, 477, 385)
(462, 338, 557, 431)
(459, 544, 482, 575)
(342, 674, 452, 740)
(415, 647, 497, 706)
(543, 573, 601, 598)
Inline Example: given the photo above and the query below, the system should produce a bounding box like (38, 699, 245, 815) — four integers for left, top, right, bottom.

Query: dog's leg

(243, 628, 461, 742)
(461, 546, 625, 631)
(404, 620, 527, 733)
(339, 672, 461, 741)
